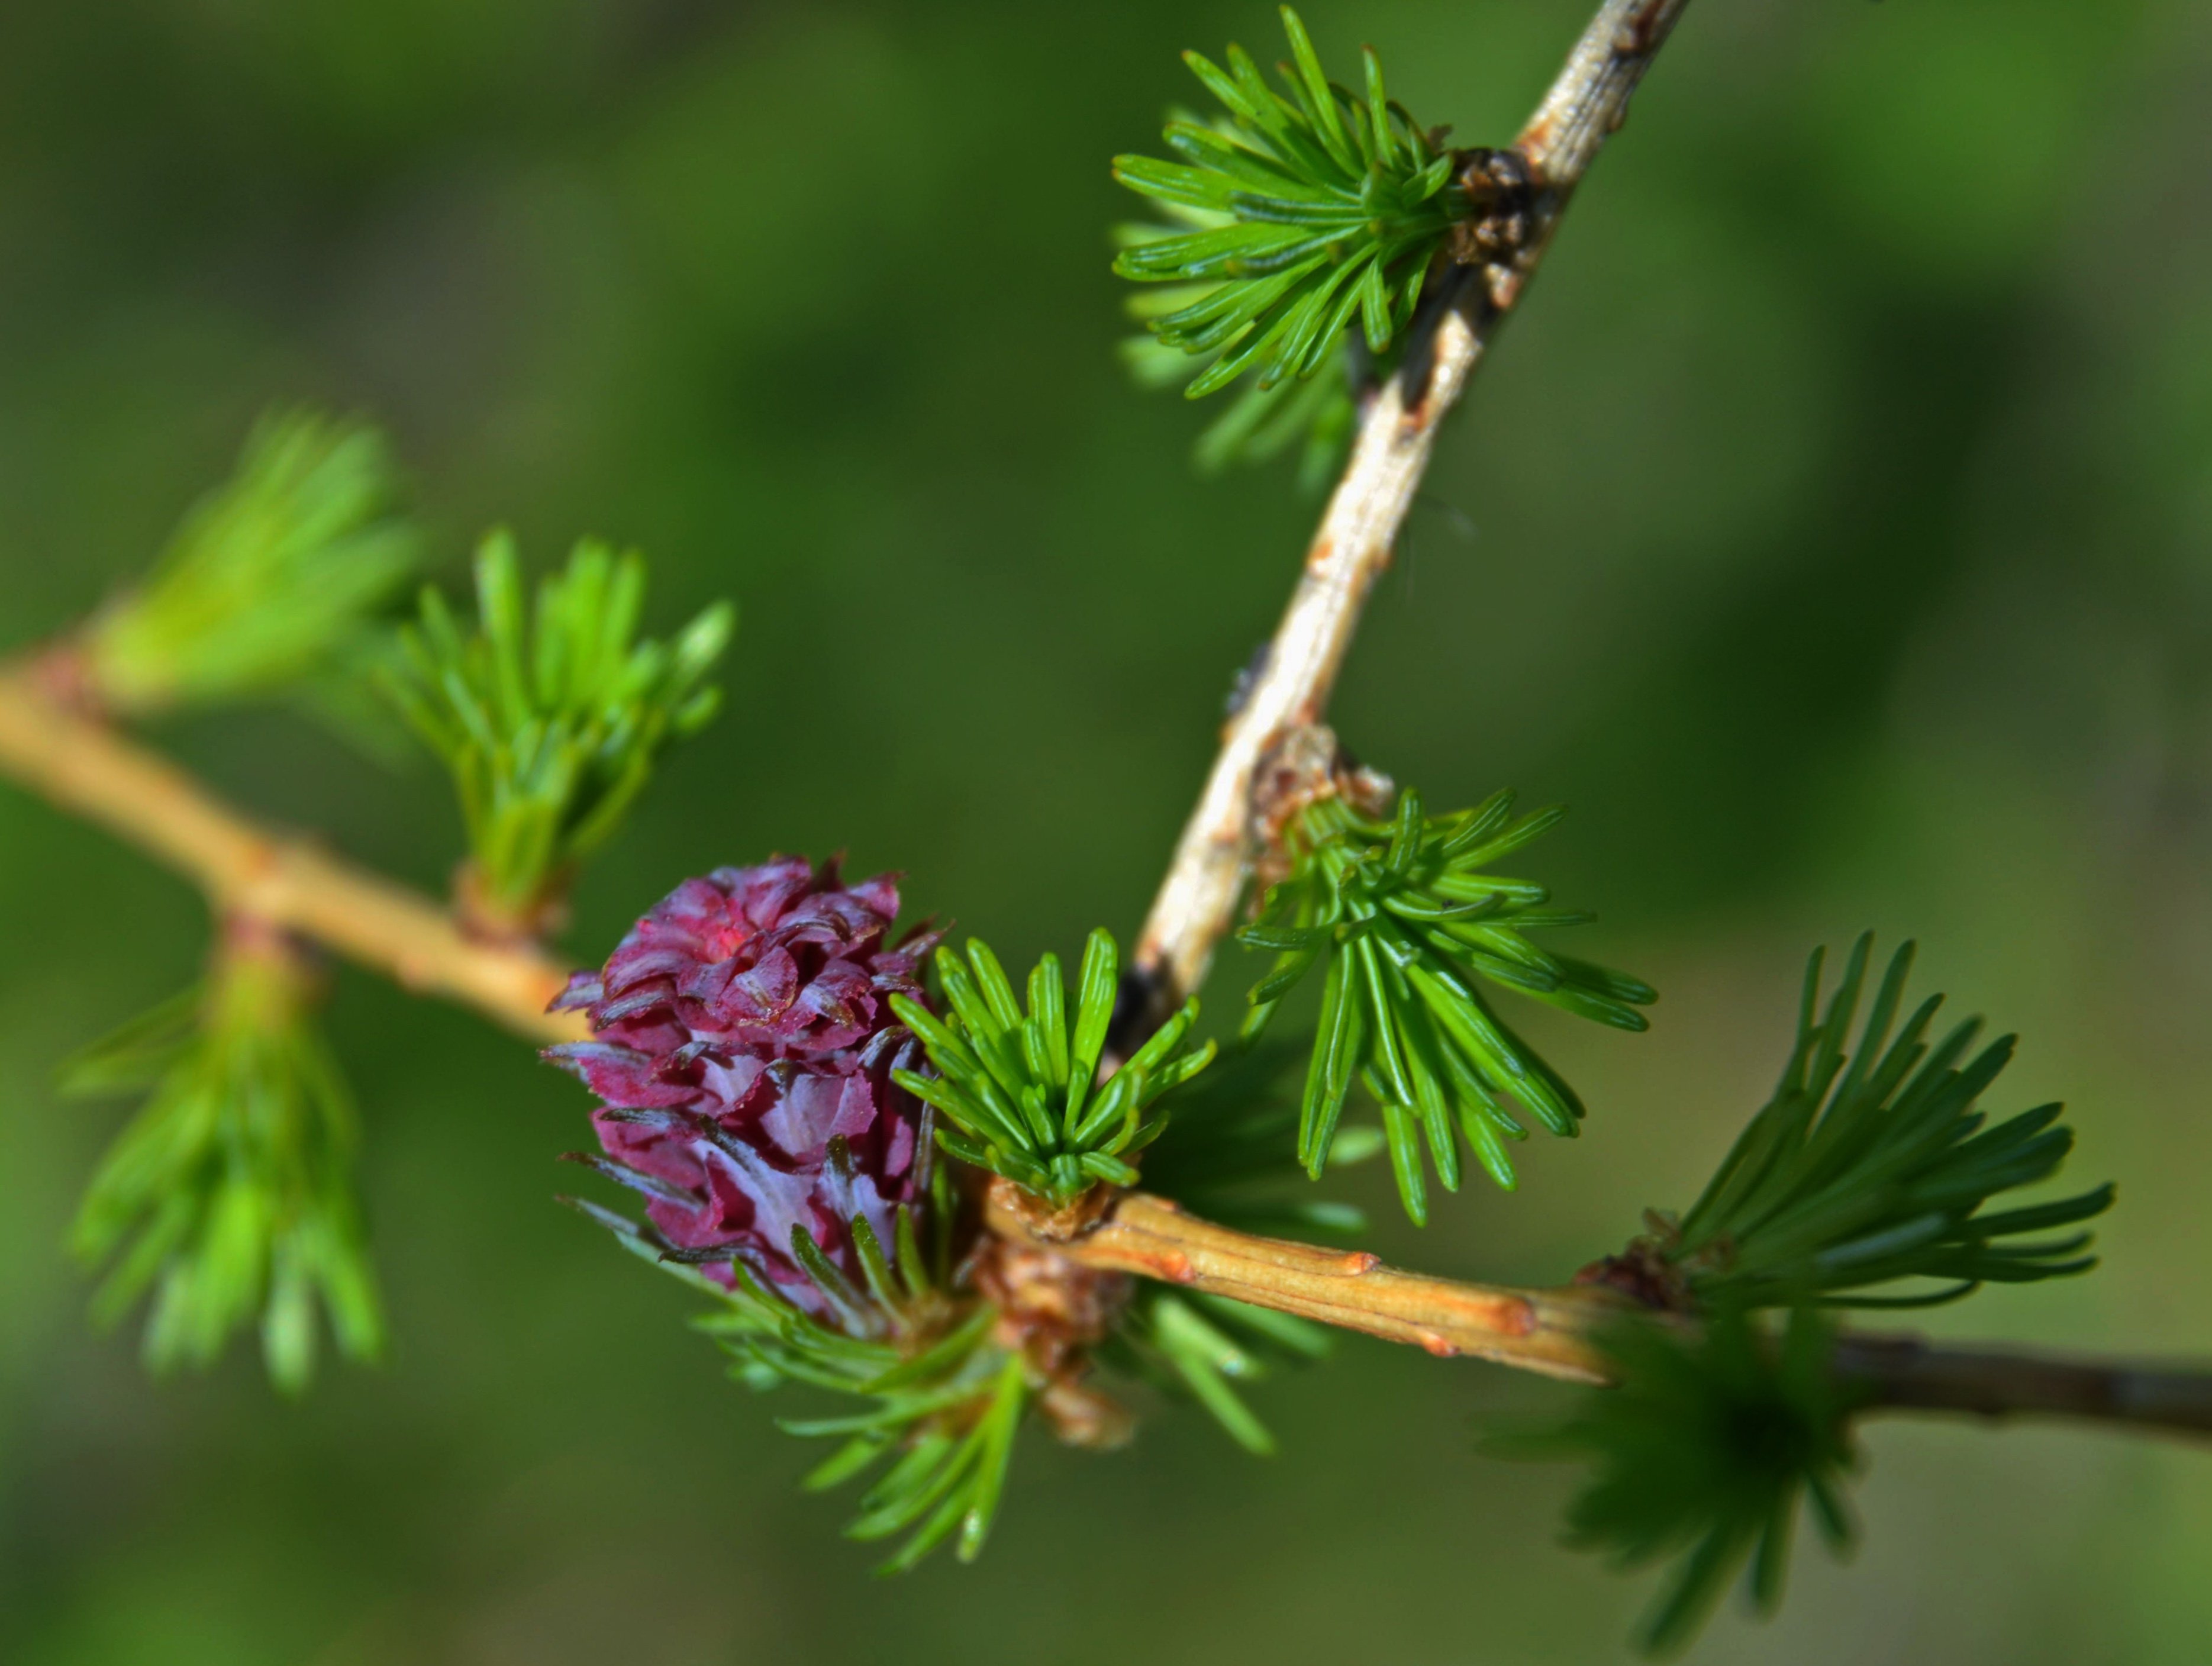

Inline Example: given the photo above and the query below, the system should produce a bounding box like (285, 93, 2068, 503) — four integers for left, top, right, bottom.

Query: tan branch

(992, 1186, 2212, 1445)
(987, 1182, 1634, 1383)
(0, 661, 586, 1045)
(1132, 0, 1692, 1017)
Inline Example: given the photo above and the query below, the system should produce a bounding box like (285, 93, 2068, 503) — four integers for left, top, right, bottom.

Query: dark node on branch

(1388, 263, 1472, 421)
(1105, 962, 1168, 1063)
(1615, 0, 1675, 56)
(1448, 147, 1536, 270)
(1575, 1213, 1700, 1314)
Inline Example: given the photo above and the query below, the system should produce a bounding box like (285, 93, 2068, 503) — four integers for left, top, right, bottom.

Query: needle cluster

(1519, 1307, 1861, 1657)
(891, 930, 1215, 1207)
(567, 1187, 1022, 1572)
(381, 531, 733, 930)
(64, 926, 382, 1393)
(1114, 7, 1469, 402)
(1666, 936, 2113, 1310)
(82, 409, 417, 713)
(1239, 785, 1653, 1221)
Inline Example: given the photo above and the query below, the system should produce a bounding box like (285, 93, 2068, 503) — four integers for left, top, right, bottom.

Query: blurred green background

(3, 0, 2209, 1660)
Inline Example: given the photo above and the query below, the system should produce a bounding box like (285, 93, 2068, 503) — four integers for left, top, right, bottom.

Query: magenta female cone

(547, 858, 939, 1313)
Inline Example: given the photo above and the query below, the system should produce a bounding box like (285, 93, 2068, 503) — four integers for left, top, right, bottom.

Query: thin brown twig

(1131, 0, 1692, 1020)
(0, 661, 586, 1045)
(1837, 1334, 2212, 1441)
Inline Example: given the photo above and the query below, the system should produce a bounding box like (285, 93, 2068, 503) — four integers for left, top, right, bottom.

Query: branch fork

(5, 0, 2207, 1459)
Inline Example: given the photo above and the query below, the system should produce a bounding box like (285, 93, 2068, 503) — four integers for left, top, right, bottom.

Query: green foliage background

(2, 0, 2209, 1660)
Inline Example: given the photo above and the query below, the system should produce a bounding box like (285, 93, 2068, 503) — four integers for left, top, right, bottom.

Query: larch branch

(991, 1186, 2212, 1444)
(10, 0, 2202, 1465)
(987, 1182, 1633, 1383)
(1131, 0, 1692, 1019)
(0, 661, 586, 1045)
(1838, 1334, 2212, 1442)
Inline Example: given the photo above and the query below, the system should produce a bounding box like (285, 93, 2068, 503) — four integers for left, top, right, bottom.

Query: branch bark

(988, 1183, 1634, 1384)
(1838, 1334, 2212, 1442)
(992, 1185, 2212, 1443)
(1131, 0, 1692, 1019)
(0, 661, 586, 1045)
